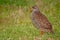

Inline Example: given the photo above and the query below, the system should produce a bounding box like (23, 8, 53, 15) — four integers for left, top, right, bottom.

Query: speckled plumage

(31, 6, 54, 34)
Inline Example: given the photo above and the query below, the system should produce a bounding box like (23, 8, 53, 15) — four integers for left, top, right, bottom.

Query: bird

(31, 5, 54, 36)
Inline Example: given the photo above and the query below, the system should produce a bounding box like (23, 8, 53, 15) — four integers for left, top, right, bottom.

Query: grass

(0, 0, 60, 40)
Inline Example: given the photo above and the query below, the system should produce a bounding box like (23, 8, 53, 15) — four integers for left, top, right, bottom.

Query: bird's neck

(33, 10, 40, 14)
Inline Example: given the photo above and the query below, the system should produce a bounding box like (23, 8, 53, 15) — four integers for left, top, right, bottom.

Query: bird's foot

(40, 31, 44, 37)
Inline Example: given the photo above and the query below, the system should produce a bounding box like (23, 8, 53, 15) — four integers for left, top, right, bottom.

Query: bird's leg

(40, 31, 44, 37)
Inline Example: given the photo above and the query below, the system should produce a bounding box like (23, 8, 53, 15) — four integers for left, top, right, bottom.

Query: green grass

(0, 0, 60, 40)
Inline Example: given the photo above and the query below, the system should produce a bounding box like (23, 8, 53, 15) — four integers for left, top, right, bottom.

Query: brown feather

(31, 5, 54, 34)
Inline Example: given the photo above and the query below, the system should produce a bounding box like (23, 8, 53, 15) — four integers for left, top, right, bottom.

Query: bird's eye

(32, 6, 35, 8)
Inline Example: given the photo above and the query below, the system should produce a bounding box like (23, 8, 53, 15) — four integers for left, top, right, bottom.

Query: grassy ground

(0, 0, 60, 40)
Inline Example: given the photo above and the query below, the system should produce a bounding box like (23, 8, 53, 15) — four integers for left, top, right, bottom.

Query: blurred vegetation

(0, 0, 60, 40)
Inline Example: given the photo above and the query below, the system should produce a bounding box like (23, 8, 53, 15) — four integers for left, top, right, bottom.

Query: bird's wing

(39, 14, 52, 29)
(35, 13, 52, 29)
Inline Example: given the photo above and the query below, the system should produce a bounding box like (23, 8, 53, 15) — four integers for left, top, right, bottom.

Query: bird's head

(32, 5, 38, 9)
(32, 5, 39, 12)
